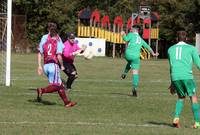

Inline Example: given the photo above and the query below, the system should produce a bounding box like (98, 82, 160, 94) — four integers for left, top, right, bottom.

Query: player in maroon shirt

(37, 22, 76, 108)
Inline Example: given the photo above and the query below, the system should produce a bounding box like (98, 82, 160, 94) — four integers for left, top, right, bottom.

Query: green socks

(174, 99, 184, 118)
(132, 74, 139, 89)
(174, 100, 200, 123)
(192, 103, 200, 123)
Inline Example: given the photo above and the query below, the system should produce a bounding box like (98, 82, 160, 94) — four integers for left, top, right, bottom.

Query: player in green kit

(121, 26, 158, 96)
(168, 31, 200, 129)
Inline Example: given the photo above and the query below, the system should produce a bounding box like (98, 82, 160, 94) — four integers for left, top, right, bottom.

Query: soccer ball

(83, 49, 94, 60)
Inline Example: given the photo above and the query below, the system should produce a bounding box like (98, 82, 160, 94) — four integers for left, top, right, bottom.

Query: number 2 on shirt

(47, 44, 52, 55)
(176, 47, 182, 60)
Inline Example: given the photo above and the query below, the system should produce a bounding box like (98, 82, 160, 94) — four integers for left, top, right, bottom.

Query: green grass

(0, 54, 200, 135)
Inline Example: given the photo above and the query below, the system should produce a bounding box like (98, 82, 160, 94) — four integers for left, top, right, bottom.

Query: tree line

(13, 0, 200, 55)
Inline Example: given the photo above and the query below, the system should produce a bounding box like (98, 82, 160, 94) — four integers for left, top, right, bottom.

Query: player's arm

(72, 44, 86, 56)
(167, 51, 172, 75)
(192, 48, 200, 70)
(72, 49, 82, 56)
(37, 36, 46, 76)
(37, 52, 43, 75)
(142, 39, 159, 57)
(167, 50, 176, 95)
(57, 54, 64, 70)
(57, 40, 65, 71)
(121, 31, 131, 42)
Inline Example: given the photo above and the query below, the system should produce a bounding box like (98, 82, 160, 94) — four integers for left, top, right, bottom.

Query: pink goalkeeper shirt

(62, 40, 80, 63)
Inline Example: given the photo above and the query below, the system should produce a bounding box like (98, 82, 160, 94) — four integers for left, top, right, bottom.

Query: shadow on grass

(110, 92, 137, 98)
(110, 92, 130, 96)
(28, 99, 56, 105)
(28, 88, 68, 93)
(147, 121, 173, 128)
(28, 88, 36, 91)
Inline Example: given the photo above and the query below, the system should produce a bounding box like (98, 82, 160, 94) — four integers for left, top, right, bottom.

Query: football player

(120, 25, 158, 96)
(37, 22, 76, 108)
(168, 31, 200, 128)
(61, 32, 85, 92)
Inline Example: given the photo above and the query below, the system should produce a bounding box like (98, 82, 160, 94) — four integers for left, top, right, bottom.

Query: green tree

(13, 0, 140, 48)
(158, 0, 200, 44)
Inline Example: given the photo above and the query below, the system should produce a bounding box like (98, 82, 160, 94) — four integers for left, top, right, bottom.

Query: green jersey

(168, 41, 200, 81)
(123, 32, 153, 59)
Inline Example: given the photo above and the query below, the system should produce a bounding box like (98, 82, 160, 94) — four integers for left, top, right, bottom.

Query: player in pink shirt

(37, 23, 76, 108)
(62, 33, 85, 91)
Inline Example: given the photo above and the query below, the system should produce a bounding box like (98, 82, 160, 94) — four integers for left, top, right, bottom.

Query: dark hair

(132, 25, 143, 35)
(67, 32, 75, 39)
(132, 25, 141, 29)
(48, 22, 57, 37)
(177, 31, 187, 42)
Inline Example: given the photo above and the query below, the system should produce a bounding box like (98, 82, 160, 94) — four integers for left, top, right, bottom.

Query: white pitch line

(1, 91, 171, 96)
(0, 121, 167, 128)
(10, 77, 171, 83)
(10, 77, 200, 84)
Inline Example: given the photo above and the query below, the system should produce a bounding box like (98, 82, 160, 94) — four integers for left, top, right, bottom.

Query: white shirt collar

(177, 41, 187, 45)
(133, 32, 139, 34)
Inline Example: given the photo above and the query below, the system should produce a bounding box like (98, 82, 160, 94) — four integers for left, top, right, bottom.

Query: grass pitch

(0, 54, 200, 135)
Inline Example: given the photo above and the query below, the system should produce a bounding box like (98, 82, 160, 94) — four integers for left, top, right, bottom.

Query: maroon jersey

(39, 34, 64, 64)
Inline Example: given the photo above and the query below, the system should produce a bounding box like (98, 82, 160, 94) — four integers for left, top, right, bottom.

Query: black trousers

(63, 62, 78, 89)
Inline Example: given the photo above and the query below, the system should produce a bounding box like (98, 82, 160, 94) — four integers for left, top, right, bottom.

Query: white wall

(75, 38, 106, 56)
(196, 33, 200, 55)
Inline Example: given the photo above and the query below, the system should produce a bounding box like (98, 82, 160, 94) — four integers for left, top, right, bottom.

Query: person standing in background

(168, 31, 200, 128)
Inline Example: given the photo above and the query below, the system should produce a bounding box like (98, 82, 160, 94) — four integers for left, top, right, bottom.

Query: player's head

(48, 22, 57, 37)
(67, 32, 75, 44)
(132, 25, 139, 33)
(132, 25, 142, 35)
(177, 31, 187, 42)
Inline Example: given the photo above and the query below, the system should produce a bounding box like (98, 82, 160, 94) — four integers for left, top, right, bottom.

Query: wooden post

(112, 25, 116, 58)
(196, 33, 200, 55)
(155, 21, 159, 59)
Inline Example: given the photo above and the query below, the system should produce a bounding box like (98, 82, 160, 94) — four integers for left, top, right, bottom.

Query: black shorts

(63, 62, 77, 76)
